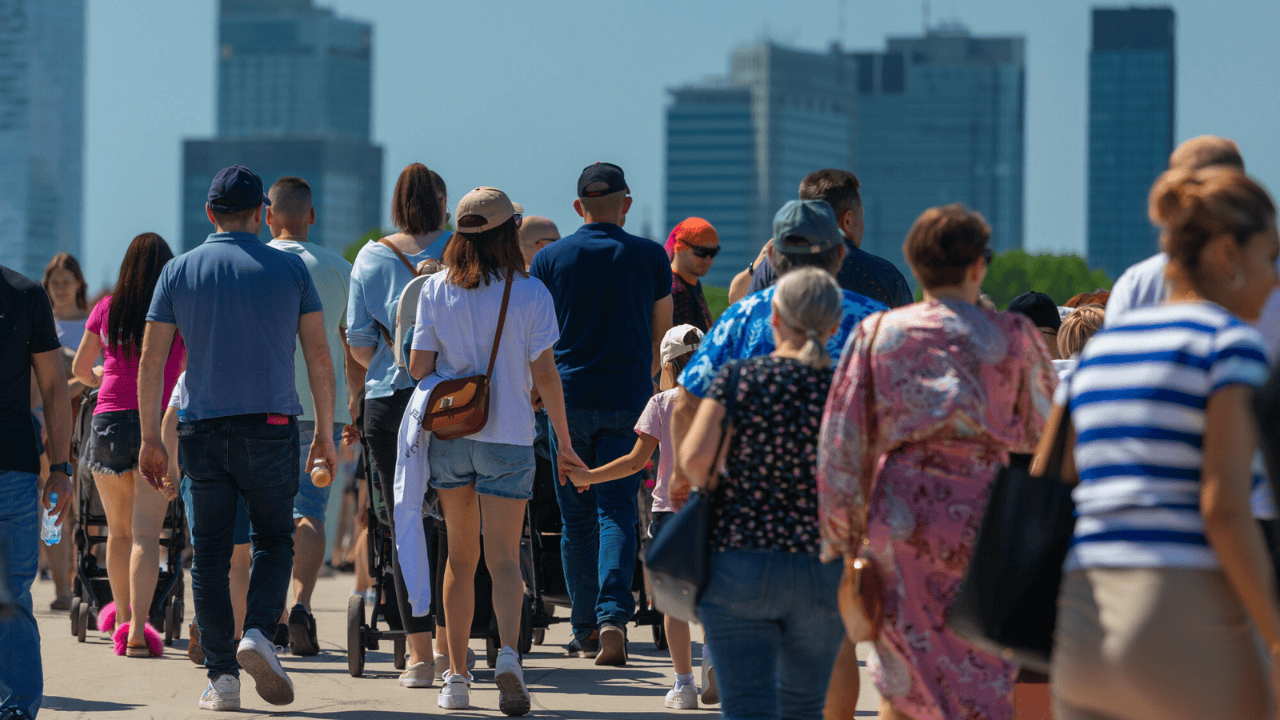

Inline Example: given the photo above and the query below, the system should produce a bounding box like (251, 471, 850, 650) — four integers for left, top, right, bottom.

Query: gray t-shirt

(148, 232, 322, 421)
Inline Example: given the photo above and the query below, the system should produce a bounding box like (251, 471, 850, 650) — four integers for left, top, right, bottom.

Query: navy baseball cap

(1007, 291, 1062, 331)
(208, 165, 270, 214)
(577, 162, 628, 198)
(772, 200, 843, 254)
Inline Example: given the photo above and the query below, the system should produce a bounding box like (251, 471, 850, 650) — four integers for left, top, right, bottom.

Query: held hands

(555, 444, 588, 487)
(139, 438, 170, 492)
(565, 466, 594, 493)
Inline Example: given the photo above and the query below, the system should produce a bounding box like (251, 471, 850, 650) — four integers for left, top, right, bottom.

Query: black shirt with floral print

(705, 356, 833, 554)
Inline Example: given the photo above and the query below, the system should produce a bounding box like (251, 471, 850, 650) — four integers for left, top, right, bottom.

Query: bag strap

(1039, 374, 1077, 486)
(485, 274, 514, 379)
(379, 238, 420, 276)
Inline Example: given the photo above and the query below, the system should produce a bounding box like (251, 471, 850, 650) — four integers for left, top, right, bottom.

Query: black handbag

(946, 399, 1077, 675)
(645, 361, 742, 624)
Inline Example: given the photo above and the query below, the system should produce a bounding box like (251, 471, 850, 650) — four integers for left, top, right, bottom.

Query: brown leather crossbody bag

(421, 274, 513, 441)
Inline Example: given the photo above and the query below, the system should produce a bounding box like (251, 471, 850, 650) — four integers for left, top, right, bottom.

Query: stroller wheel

(393, 636, 406, 670)
(69, 597, 81, 637)
(76, 607, 89, 643)
(347, 594, 366, 677)
(652, 622, 668, 651)
(518, 595, 534, 657)
(532, 628, 545, 646)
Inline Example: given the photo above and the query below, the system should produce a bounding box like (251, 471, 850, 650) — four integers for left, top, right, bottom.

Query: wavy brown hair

(106, 233, 174, 358)
(443, 217, 527, 289)
(43, 252, 88, 311)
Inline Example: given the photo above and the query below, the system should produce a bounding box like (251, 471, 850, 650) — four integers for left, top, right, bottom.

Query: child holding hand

(566, 324, 715, 710)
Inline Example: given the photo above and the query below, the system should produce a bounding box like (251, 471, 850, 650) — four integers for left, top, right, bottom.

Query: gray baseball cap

(772, 200, 843, 254)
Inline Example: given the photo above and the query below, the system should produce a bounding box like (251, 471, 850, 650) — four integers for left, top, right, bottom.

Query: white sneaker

(665, 682, 699, 710)
(434, 648, 478, 680)
(236, 628, 295, 705)
(399, 661, 434, 688)
(199, 674, 241, 711)
(437, 672, 472, 710)
(700, 662, 719, 705)
(494, 647, 531, 716)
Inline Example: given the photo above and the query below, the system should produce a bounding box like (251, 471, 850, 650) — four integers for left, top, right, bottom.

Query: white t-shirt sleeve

(168, 372, 186, 409)
(411, 277, 441, 353)
(527, 282, 560, 362)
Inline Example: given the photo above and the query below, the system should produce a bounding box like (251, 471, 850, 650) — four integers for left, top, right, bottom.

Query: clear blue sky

(82, 0, 1280, 289)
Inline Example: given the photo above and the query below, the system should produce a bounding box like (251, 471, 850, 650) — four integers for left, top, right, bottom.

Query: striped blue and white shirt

(1059, 301, 1271, 570)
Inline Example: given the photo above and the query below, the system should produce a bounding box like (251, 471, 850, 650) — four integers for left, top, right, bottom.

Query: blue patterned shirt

(678, 286, 886, 398)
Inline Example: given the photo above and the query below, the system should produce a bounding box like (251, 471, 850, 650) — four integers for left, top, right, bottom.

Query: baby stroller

(67, 388, 188, 645)
(346, 441, 536, 676)
(525, 453, 666, 649)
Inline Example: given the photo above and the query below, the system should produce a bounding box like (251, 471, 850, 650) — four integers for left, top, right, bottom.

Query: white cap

(661, 324, 704, 366)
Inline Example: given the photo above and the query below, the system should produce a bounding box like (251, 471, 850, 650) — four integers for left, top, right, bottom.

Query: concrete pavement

(29, 568, 880, 719)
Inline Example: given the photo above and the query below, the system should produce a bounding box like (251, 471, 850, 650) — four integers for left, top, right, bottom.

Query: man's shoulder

(850, 245, 906, 278)
(0, 265, 40, 295)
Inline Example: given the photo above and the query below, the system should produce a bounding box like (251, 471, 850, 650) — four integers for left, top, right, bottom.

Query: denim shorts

(428, 438, 536, 500)
(85, 410, 142, 475)
(294, 421, 345, 521)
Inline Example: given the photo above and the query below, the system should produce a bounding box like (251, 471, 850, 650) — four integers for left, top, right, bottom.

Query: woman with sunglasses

(665, 217, 720, 332)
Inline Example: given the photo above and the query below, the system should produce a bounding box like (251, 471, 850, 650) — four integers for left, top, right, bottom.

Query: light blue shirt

(346, 238, 442, 400)
(148, 232, 322, 420)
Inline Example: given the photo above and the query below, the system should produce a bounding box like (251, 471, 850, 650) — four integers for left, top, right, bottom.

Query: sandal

(113, 622, 164, 657)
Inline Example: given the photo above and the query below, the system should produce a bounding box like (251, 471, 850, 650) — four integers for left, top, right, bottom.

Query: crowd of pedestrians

(3, 132, 1280, 720)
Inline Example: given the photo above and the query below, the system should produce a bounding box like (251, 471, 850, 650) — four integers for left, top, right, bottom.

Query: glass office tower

(1087, 7, 1176, 279)
(182, 0, 382, 253)
(0, 0, 85, 278)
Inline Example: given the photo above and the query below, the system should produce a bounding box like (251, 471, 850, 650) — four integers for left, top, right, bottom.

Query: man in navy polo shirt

(530, 162, 673, 666)
(137, 166, 337, 712)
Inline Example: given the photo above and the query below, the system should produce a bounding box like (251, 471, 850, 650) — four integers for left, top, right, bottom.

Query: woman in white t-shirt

(409, 187, 585, 715)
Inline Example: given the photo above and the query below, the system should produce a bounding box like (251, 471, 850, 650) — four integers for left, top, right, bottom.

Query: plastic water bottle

(310, 459, 332, 488)
(40, 492, 62, 546)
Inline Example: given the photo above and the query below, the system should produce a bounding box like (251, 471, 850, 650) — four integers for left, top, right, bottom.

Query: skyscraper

(856, 27, 1025, 277)
(0, 0, 85, 279)
(1087, 7, 1176, 279)
(666, 43, 858, 287)
(181, 0, 382, 253)
(665, 28, 1025, 287)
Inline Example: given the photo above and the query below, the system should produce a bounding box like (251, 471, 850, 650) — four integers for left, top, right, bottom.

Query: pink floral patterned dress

(818, 299, 1056, 720)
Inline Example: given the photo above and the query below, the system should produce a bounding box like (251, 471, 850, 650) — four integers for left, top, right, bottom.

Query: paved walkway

(29, 569, 880, 718)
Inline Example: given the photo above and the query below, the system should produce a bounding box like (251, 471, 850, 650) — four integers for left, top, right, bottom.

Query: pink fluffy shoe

(97, 601, 117, 634)
(113, 621, 164, 657)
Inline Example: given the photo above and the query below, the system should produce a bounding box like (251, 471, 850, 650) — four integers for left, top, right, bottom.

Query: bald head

(1169, 135, 1244, 172)
(518, 216, 560, 269)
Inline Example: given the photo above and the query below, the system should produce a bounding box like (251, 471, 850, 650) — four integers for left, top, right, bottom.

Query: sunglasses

(513, 213, 523, 228)
(690, 245, 721, 259)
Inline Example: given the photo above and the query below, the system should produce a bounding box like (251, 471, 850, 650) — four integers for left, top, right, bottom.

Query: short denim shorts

(294, 421, 345, 521)
(85, 410, 142, 475)
(429, 438, 536, 500)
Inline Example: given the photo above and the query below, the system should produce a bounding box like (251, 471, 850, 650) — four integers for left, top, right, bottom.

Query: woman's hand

(556, 444, 587, 487)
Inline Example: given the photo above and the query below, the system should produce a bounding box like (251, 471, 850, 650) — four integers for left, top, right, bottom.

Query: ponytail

(772, 267, 843, 370)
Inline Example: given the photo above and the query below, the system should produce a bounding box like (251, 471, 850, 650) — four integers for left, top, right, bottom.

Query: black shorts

(85, 410, 142, 475)
(645, 510, 674, 552)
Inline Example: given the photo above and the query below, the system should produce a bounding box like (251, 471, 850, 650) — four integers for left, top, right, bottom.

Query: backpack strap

(486, 274, 515, 379)
(379, 238, 420, 276)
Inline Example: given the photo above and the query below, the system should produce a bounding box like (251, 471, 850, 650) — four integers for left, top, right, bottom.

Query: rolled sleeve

(345, 268, 378, 348)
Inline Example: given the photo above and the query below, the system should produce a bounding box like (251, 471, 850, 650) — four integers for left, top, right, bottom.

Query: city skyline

(69, 0, 1280, 289)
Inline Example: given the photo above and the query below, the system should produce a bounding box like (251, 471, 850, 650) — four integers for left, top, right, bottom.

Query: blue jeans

(179, 415, 299, 679)
(0, 471, 41, 717)
(697, 550, 844, 720)
(549, 407, 643, 638)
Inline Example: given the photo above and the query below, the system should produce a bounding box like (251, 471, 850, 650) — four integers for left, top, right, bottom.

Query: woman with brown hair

(818, 204, 1057, 720)
(346, 162, 453, 686)
(408, 186, 583, 715)
(1047, 167, 1280, 719)
(72, 233, 186, 656)
(40, 252, 91, 610)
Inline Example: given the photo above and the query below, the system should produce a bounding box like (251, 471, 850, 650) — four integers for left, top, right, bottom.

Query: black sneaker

(288, 603, 319, 656)
(565, 629, 599, 658)
(272, 622, 290, 654)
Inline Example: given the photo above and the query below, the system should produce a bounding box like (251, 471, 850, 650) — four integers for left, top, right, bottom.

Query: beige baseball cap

(455, 186, 525, 233)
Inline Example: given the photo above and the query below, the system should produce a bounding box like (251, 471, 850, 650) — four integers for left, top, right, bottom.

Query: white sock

(675, 672, 695, 689)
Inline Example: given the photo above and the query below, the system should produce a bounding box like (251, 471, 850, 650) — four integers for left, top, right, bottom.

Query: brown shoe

(188, 622, 205, 665)
(594, 624, 627, 666)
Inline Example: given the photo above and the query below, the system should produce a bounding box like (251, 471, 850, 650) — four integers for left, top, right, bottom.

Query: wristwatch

(50, 462, 73, 477)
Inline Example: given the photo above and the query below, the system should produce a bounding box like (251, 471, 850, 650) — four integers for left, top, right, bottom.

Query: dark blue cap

(208, 165, 270, 214)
